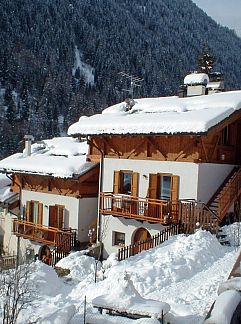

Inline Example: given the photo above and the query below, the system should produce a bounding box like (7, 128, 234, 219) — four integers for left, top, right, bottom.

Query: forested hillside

(1, 0, 241, 157)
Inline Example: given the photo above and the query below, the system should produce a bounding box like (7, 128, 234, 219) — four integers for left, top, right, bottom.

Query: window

(25, 201, 43, 224)
(113, 231, 125, 246)
(121, 172, 132, 195)
(149, 173, 179, 201)
(159, 175, 172, 200)
(113, 170, 139, 196)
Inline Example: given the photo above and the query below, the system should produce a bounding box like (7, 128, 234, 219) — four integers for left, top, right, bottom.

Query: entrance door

(133, 228, 151, 254)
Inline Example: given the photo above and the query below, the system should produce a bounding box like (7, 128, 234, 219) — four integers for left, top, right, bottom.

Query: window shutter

(58, 205, 64, 229)
(38, 203, 43, 225)
(26, 201, 31, 222)
(148, 174, 158, 199)
(49, 205, 56, 228)
(131, 172, 139, 197)
(113, 171, 120, 194)
(171, 175, 179, 201)
(29, 201, 34, 222)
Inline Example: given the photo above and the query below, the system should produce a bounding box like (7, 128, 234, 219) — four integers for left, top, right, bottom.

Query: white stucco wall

(78, 198, 98, 242)
(1, 209, 17, 256)
(197, 163, 235, 203)
(102, 158, 199, 200)
(101, 215, 165, 259)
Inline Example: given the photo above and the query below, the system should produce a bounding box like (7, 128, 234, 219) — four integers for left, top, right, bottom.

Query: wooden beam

(210, 134, 221, 161)
(78, 164, 99, 184)
(126, 138, 147, 159)
(147, 137, 166, 160)
(208, 109, 241, 137)
(200, 137, 209, 162)
(174, 138, 196, 161)
(102, 137, 121, 156)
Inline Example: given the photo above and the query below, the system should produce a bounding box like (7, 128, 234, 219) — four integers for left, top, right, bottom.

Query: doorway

(133, 228, 151, 254)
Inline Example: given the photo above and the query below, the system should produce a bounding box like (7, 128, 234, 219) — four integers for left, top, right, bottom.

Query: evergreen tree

(198, 46, 216, 74)
(4, 87, 16, 124)
(0, 0, 241, 158)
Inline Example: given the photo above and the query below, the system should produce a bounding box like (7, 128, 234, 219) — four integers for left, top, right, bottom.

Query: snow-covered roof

(0, 137, 96, 179)
(206, 81, 223, 89)
(184, 72, 209, 85)
(68, 91, 241, 136)
(0, 174, 17, 203)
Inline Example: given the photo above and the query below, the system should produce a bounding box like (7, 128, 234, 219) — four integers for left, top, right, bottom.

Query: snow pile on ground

(218, 277, 241, 295)
(92, 272, 170, 318)
(56, 251, 97, 283)
(30, 261, 65, 297)
(1, 230, 237, 324)
(103, 231, 229, 296)
(204, 290, 241, 324)
(222, 222, 241, 246)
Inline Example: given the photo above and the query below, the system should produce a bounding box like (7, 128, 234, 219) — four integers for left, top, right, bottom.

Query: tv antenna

(119, 72, 143, 100)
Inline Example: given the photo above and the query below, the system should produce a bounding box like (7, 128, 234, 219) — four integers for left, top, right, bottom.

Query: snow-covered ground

(1, 230, 239, 323)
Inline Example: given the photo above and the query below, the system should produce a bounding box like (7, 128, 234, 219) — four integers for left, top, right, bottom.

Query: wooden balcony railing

(0, 255, 16, 270)
(217, 167, 241, 220)
(100, 192, 179, 224)
(12, 219, 76, 249)
(179, 200, 220, 234)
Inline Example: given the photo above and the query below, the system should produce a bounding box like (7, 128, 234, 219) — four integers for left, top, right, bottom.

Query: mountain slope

(1, 0, 241, 157)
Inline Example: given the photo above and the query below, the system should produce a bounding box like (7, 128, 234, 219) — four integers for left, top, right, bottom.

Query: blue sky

(192, 0, 241, 36)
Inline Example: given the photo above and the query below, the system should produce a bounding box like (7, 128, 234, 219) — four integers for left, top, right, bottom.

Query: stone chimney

(24, 135, 34, 157)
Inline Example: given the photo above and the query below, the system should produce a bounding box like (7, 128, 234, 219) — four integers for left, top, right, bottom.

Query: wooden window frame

(149, 173, 179, 201)
(113, 231, 125, 247)
(113, 170, 139, 197)
(25, 200, 43, 225)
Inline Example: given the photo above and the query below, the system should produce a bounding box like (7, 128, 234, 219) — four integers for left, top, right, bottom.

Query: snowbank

(3, 230, 236, 324)
(218, 277, 241, 295)
(30, 261, 65, 297)
(92, 272, 170, 317)
(56, 251, 97, 282)
(204, 290, 241, 324)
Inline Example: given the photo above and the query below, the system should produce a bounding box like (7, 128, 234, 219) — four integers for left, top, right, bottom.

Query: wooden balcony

(100, 192, 179, 224)
(100, 193, 220, 234)
(12, 219, 76, 249)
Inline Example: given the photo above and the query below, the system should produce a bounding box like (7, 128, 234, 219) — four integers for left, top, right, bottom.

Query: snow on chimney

(24, 135, 34, 157)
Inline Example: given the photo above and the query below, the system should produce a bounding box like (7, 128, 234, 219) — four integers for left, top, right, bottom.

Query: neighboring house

(0, 137, 99, 264)
(0, 174, 19, 257)
(68, 73, 241, 258)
